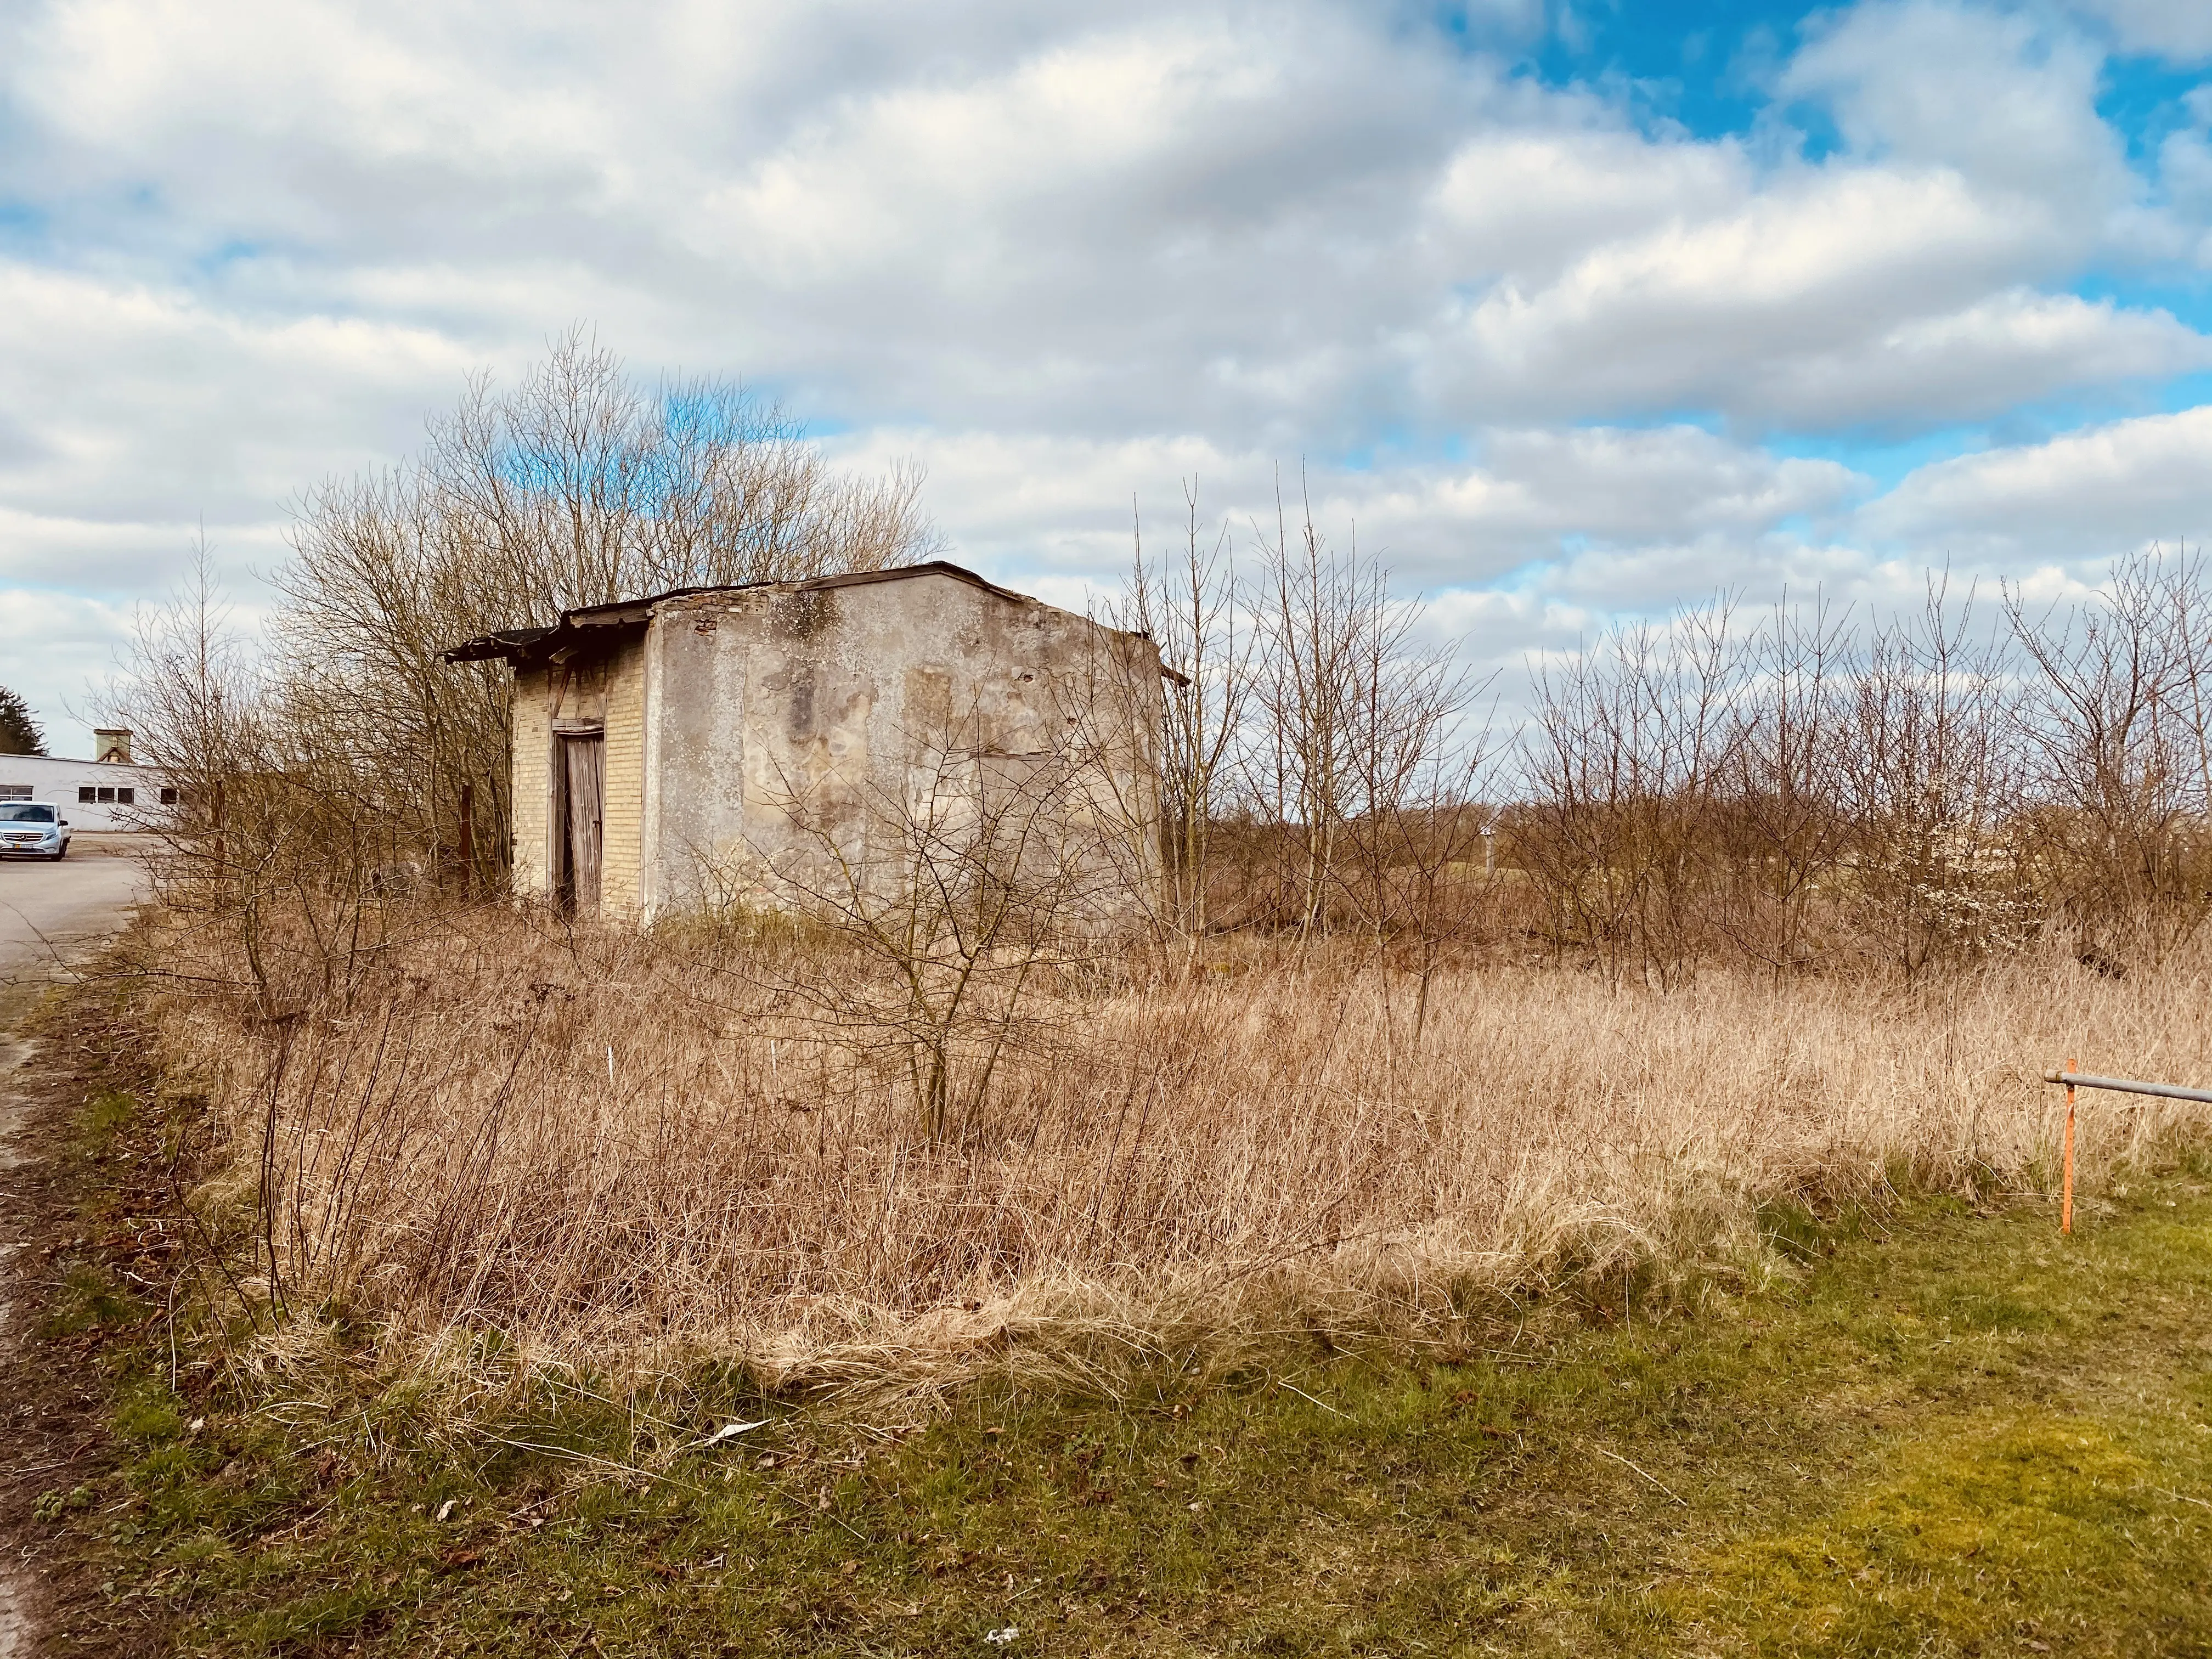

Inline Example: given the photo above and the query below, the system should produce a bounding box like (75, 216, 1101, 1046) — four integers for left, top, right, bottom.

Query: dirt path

(0, 1035, 32, 1659)
(0, 845, 145, 1657)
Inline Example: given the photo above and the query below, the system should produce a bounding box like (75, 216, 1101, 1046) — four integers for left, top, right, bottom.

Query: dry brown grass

(144, 902, 2212, 1397)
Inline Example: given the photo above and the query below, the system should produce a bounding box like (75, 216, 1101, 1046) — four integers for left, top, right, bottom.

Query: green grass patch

(76, 1086, 137, 1145)
(44, 1171, 2212, 1656)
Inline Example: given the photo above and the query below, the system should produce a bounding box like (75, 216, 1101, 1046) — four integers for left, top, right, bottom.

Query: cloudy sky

(4, 0, 2211, 752)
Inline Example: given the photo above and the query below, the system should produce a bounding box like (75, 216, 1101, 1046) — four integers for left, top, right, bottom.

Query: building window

(160, 787, 178, 806)
(116, 787, 135, 805)
(78, 786, 95, 804)
(0, 785, 28, 802)
(96, 786, 115, 804)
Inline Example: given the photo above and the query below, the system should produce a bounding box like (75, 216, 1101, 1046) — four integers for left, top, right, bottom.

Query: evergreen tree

(0, 686, 46, 755)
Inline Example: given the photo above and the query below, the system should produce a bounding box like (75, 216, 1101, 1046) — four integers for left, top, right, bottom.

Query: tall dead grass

(146, 901, 2212, 1396)
(96, 356, 2212, 1410)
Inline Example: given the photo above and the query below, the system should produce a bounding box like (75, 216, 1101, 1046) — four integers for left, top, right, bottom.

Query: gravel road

(0, 842, 146, 1657)
(0, 842, 148, 985)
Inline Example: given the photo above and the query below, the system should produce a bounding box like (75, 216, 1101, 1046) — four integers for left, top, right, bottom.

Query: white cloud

(837, 422, 1864, 605)
(2164, 127, 2212, 204)
(1424, 128, 1753, 289)
(0, 263, 472, 531)
(3, 0, 2186, 440)
(2068, 0, 2212, 60)
(1325, 427, 1863, 571)
(0, 257, 452, 731)
(0, 0, 2207, 709)
(1734, 288, 2206, 427)
(1859, 405, 2212, 559)
(1785, 3, 2130, 211)
(1425, 172, 2190, 427)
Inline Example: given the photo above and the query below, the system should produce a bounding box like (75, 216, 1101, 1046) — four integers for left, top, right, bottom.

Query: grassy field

(17, 1005, 2212, 1657)
(137, 904, 2212, 1390)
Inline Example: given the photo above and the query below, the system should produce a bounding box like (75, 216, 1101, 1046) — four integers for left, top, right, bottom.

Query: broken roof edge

(441, 626, 557, 664)
(441, 560, 1166, 667)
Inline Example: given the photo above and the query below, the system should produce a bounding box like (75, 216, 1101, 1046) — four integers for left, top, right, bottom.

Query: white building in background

(0, 729, 171, 832)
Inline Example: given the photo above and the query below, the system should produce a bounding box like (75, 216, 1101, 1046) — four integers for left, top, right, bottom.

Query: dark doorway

(557, 731, 605, 916)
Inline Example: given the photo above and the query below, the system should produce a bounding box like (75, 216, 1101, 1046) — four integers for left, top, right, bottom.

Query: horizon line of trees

(1131, 505, 2212, 988)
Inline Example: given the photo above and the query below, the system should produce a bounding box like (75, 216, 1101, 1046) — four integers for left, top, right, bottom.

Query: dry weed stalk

(145, 900, 2212, 1401)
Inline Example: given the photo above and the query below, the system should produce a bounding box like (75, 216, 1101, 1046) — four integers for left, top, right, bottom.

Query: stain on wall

(506, 567, 1164, 922)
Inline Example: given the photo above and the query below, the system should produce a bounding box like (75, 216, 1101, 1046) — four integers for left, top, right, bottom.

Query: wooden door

(558, 732, 605, 916)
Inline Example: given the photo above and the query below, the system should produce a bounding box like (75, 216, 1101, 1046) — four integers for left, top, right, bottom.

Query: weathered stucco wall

(637, 569, 1163, 922)
(499, 569, 1164, 922)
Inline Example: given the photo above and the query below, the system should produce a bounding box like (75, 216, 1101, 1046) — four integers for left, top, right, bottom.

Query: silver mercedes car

(0, 802, 71, 860)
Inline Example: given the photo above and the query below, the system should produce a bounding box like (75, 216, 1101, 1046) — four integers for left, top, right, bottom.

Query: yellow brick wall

(600, 638, 646, 917)
(509, 667, 552, 900)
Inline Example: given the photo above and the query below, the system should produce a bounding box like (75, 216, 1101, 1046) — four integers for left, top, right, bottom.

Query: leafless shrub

(1711, 594, 1855, 985)
(270, 330, 940, 894)
(1839, 576, 2026, 982)
(98, 542, 438, 1015)
(1123, 478, 1489, 975)
(1113, 482, 1249, 962)
(726, 689, 1159, 1143)
(2005, 546, 2212, 963)
(1505, 549, 2212, 985)
(1512, 603, 1739, 988)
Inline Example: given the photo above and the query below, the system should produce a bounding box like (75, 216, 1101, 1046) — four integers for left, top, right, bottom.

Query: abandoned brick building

(445, 563, 1168, 921)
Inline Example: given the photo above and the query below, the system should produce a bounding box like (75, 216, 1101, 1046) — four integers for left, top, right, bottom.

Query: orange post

(2062, 1054, 2077, 1236)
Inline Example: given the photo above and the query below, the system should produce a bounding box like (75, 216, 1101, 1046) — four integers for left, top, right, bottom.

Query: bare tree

(2004, 548, 2212, 962)
(1713, 593, 1855, 986)
(1246, 482, 1390, 940)
(273, 330, 941, 894)
(1515, 603, 1739, 990)
(1839, 575, 2022, 981)
(1114, 482, 1250, 962)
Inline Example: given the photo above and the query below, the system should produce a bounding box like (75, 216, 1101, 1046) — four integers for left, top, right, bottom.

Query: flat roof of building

(441, 561, 1116, 668)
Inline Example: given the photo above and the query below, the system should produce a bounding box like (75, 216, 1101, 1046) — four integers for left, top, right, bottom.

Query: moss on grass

(30, 1137, 2212, 1655)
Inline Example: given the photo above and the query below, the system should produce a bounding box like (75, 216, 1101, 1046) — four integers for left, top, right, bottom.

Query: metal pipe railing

(2041, 1062, 2212, 1235)
(2041, 1069, 2212, 1104)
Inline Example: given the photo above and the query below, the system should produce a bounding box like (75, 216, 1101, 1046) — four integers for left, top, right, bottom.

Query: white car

(0, 802, 71, 860)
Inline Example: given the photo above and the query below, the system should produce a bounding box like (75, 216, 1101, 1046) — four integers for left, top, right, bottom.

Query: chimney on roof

(93, 727, 132, 765)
